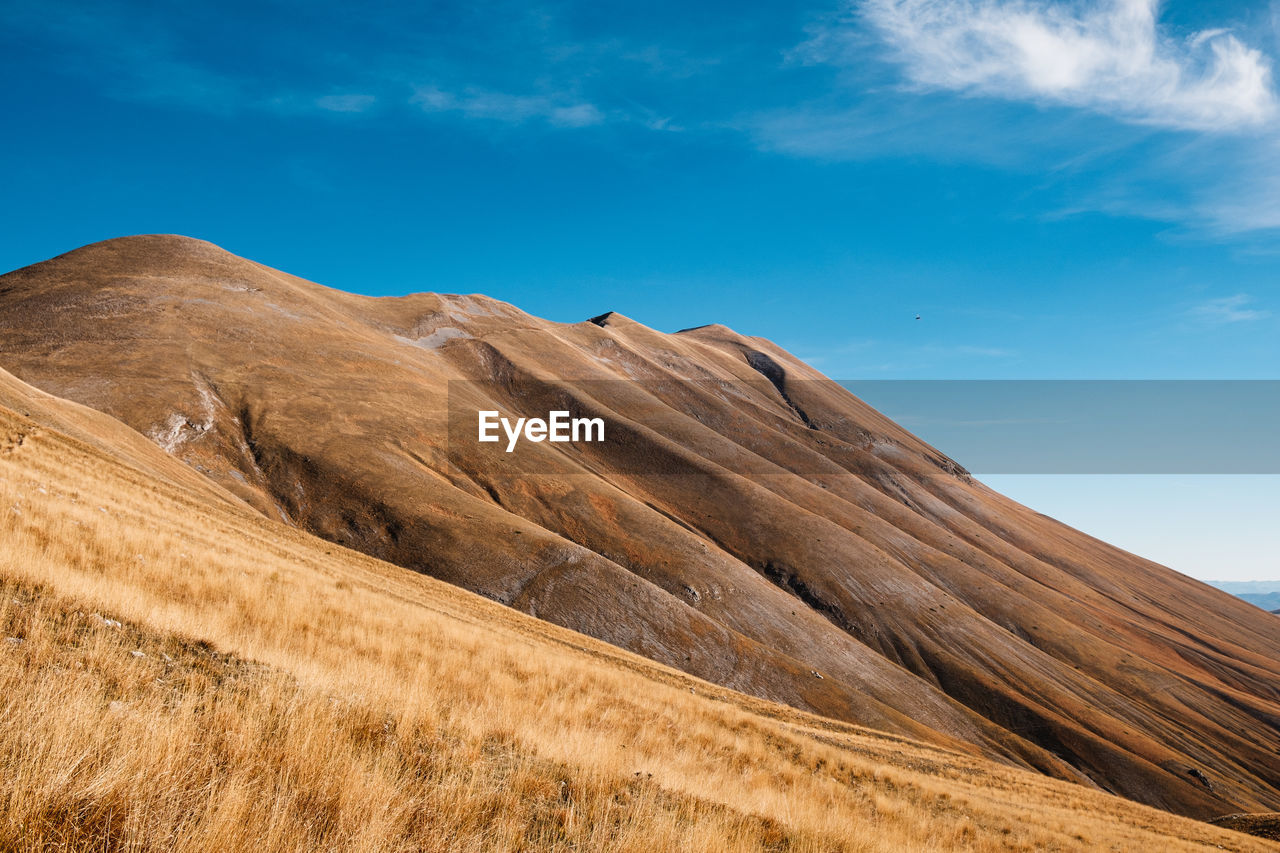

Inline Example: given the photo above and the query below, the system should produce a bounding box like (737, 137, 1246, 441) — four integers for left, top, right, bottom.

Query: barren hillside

(2, 235, 1279, 819)
(2, 366, 1275, 851)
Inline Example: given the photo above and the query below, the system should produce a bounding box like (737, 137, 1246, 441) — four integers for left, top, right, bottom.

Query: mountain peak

(55, 233, 233, 264)
(586, 310, 638, 328)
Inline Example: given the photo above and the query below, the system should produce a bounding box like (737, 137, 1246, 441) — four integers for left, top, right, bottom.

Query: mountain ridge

(3, 234, 1279, 818)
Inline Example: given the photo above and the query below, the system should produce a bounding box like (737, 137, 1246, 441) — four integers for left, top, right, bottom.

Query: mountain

(1210, 582, 1280, 594)
(8, 366, 1275, 851)
(1205, 583, 1280, 614)
(2, 235, 1280, 820)
(1244, 594, 1280, 611)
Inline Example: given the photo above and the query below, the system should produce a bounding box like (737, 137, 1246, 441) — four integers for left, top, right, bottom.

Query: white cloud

(1188, 294, 1271, 324)
(856, 0, 1278, 131)
(411, 86, 605, 128)
(1187, 27, 1230, 50)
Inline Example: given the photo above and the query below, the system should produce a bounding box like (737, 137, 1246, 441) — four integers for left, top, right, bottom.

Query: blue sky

(1, 0, 1277, 580)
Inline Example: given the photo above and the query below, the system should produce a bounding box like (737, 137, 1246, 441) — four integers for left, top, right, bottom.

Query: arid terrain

(2, 236, 1280, 846)
(3, 361, 1277, 851)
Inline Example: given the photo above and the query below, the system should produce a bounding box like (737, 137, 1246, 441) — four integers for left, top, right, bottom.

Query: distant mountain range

(1206, 582, 1280, 614)
(1246, 594, 1280, 611)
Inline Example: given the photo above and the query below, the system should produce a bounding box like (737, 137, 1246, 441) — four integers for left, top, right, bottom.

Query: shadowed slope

(2, 235, 1279, 818)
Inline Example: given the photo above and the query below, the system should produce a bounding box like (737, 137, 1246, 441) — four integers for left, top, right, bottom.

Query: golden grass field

(1, 402, 1275, 851)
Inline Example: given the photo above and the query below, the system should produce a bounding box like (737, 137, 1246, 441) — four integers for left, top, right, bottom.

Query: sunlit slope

(1, 372, 1274, 852)
(0, 364, 245, 508)
(3, 235, 1280, 818)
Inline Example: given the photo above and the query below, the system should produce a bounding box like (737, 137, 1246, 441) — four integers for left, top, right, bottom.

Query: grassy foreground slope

(0, 376, 1273, 852)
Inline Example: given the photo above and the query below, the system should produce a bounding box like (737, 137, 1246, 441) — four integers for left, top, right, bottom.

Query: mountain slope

(2, 366, 1274, 852)
(2, 235, 1279, 818)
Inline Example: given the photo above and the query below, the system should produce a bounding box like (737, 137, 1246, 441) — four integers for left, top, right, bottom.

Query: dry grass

(0, 407, 1274, 852)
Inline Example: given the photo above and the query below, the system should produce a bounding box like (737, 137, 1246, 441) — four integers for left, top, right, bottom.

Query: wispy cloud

(855, 0, 1277, 132)
(315, 94, 377, 114)
(1187, 294, 1271, 324)
(757, 1, 1280, 238)
(412, 86, 605, 128)
(2, 2, 384, 119)
(4, 1, 672, 132)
